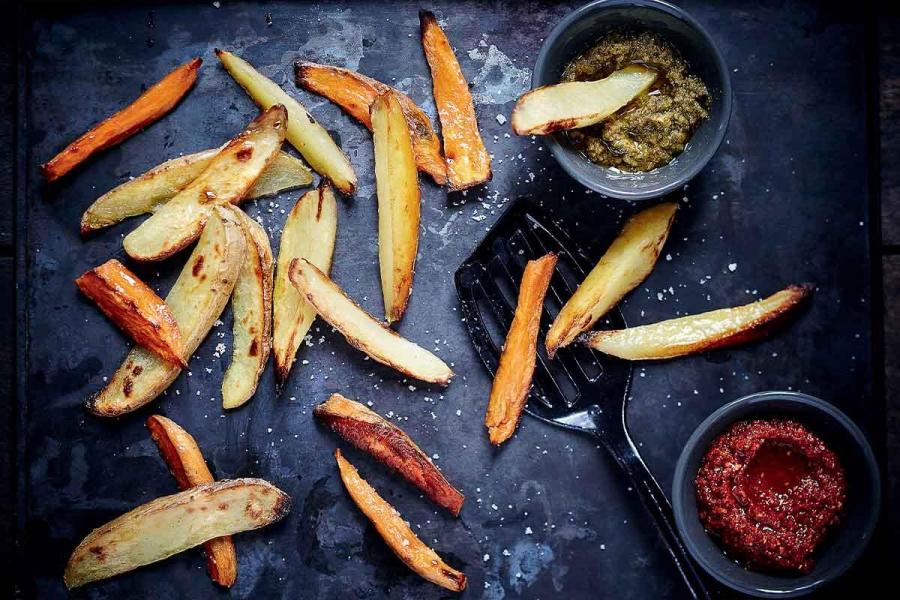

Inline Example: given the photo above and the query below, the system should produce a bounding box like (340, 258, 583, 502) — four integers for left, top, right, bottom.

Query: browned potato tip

(315, 394, 464, 515)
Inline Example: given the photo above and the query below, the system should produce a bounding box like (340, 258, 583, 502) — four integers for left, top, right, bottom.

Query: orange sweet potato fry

(485, 253, 558, 445)
(295, 62, 447, 185)
(75, 259, 186, 367)
(41, 58, 201, 182)
(419, 11, 492, 191)
(146, 415, 238, 587)
(315, 394, 464, 515)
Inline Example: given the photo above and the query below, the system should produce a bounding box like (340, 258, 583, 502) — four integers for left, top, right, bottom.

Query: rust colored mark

(123, 377, 134, 397)
(132, 365, 143, 376)
(248, 339, 259, 357)
(235, 145, 253, 161)
(192, 255, 205, 276)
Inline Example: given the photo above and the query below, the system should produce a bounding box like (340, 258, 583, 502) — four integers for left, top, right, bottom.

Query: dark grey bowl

(532, 0, 732, 199)
(672, 391, 881, 598)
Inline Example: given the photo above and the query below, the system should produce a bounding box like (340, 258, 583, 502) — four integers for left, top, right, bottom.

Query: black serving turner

(454, 198, 712, 600)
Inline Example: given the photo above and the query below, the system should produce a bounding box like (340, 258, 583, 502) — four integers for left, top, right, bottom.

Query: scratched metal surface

(18, 1, 881, 598)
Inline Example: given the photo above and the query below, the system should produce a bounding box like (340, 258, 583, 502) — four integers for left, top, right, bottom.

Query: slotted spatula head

(454, 198, 632, 433)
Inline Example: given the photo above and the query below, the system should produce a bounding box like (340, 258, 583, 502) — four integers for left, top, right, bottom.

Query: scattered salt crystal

(496, 114, 507, 125)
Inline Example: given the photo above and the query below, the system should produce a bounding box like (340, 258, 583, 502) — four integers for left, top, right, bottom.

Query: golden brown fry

(315, 394, 464, 515)
(42, 58, 201, 182)
(76, 259, 185, 367)
(546, 203, 678, 357)
(63, 478, 290, 589)
(582, 284, 814, 360)
(288, 258, 453, 385)
(420, 11, 492, 191)
(335, 449, 466, 592)
(372, 91, 420, 323)
(486, 253, 557, 445)
(295, 61, 447, 185)
(146, 415, 237, 587)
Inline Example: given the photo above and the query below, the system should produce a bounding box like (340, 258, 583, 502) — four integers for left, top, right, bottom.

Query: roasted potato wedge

(335, 449, 466, 592)
(76, 259, 185, 367)
(80, 150, 312, 235)
(372, 92, 421, 323)
(63, 478, 290, 589)
(222, 212, 274, 409)
(295, 61, 447, 185)
(288, 258, 453, 385)
(146, 415, 237, 587)
(272, 183, 338, 386)
(485, 254, 557, 445)
(511, 65, 657, 136)
(124, 105, 286, 262)
(315, 394, 464, 515)
(582, 284, 814, 360)
(87, 207, 246, 417)
(420, 11, 492, 191)
(216, 49, 357, 195)
(42, 58, 201, 182)
(546, 203, 677, 357)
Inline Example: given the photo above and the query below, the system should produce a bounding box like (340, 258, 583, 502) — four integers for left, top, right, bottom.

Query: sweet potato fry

(582, 284, 814, 360)
(146, 415, 237, 587)
(315, 394, 464, 515)
(124, 105, 286, 262)
(288, 258, 453, 385)
(485, 253, 557, 445)
(76, 259, 185, 367)
(546, 203, 678, 357)
(420, 11, 491, 191)
(42, 58, 201, 182)
(64, 478, 290, 589)
(295, 61, 447, 185)
(372, 91, 420, 323)
(335, 449, 466, 592)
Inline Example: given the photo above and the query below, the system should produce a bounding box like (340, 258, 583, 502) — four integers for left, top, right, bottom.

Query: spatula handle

(595, 424, 713, 600)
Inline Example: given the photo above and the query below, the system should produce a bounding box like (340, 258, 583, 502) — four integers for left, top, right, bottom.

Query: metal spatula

(454, 198, 712, 600)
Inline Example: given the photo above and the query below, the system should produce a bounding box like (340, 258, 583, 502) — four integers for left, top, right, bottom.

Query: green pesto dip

(561, 31, 710, 172)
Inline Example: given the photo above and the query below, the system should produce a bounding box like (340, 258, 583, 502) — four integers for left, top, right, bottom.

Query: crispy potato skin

(295, 61, 447, 185)
(372, 91, 421, 323)
(315, 394, 464, 515)
(76, 259, 185, 367)
(272, 183, 338, 386)
(87, 208, 246, 417)
(582, 284, 814, 360)
(288, 258, 453, 385)
(485, 254, 557, 445)
(335, 450, 466, 592)
(419, 11, 491, 191)
(124, 105, 287, 262)
(146, 415, 237, 587)
(42, 58, 200, 182)
(546, 202, 677, 357)
(63, 478, 290, 589)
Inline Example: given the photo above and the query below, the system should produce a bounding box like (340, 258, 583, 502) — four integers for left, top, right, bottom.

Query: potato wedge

(295, 61, 447, 185)
(216, 49, 357, 194)
(288, 258, 452, 385)
(42, 58, 200, 182)
(222, 212, 274, 409)
(87, 207, 246, 417)
(511, 65, 658, 136)
(272, 183, 338, 386)
(81, 150, 312, 236)
(420, 11, 492, 191)
(372, 92, 420, 323)
(315, 394, 464, 515)
(582, 284, 814, 360)
(335, 449, 466, 592)
(546, 203, 677, 357)
(124, 105, 286, 262)
(63, 478, 290, 589)
(146, 415, 237, 587)
(485, 254, 557, 445)
(76, 259, 185, 367)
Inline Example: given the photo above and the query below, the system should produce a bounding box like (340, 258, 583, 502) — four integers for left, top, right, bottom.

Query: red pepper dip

(694, 418, 846, 573)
